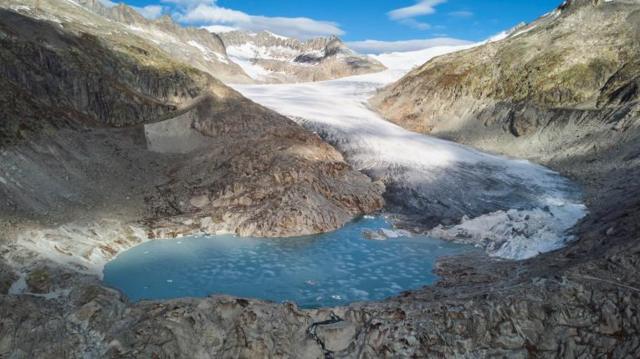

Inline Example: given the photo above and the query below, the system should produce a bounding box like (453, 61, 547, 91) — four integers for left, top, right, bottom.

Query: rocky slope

(371, 0, 640, 236)
(363, 0, 640, 356)
(373, 0, 640, 162)
(77, 0, 252, 83)
(0, 0, 384, 266)
(15, 0, 385, 85)
(218, 30, 386, 83)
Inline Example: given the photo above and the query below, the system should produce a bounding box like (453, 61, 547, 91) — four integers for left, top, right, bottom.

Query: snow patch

(372, 44, 476, 71)
(11, 5, 31, 11)
(228, 56, 273, 80)
(187, 40, 229, 64)
(264, 30, 289, 40)
(430, 199, 587, 260)
(202, 25, 238, 33)
(487, 31, 510, 43)
(510, 24, 538, 38)
(226, 43, 303, 62)
(13, 221, 149, 278)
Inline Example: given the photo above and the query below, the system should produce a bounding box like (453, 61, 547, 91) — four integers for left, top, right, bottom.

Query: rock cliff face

(0, 4, 384, 240)
(219, 30, 387, 83)
(74, 0, 253, 83)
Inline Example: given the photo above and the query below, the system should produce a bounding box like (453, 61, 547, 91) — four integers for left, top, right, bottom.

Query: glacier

(233, 46, 587, 260)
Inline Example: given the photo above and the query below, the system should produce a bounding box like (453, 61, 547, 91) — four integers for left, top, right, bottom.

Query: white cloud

(133, 5, 164, 19)
(178, 4, 343, 39)
(242, 16, 343, 39)
(388, 0, 447, 20)
(95, 0, 344, 39)
(161, 0, 211, 8)
(96, 0, 343, 40)
(98, 0, 116, 7)
(202, 24, 238, 33)
(346, 37, 472, 54)
(180, 4, 251, 23)
(449, 10, 473, 18)
(398, 18, 431, 30)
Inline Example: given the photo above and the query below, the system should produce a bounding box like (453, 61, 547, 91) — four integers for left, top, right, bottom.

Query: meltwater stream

(104, 217, 471, 307)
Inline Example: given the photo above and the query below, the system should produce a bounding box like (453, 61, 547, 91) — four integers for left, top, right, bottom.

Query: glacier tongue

(232, 47, 587, 260)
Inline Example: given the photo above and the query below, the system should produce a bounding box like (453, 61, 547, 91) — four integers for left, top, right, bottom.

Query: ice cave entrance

(103, 216, 472, 308)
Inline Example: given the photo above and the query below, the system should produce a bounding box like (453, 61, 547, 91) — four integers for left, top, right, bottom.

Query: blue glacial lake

(103, 217, 471, 308)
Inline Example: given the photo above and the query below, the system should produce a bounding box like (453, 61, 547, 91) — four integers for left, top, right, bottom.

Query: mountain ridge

(217, 29, 386, 83)
(72, 0, 386, 84)
(372, 0, 640, 137)
(0, 3, 385, 238)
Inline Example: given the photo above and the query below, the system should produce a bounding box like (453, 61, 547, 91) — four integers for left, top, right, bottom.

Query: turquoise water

(103, 217, 471, 308)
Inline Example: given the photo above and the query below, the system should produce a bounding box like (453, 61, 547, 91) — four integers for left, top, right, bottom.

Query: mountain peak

(155, 14, 174, 26)
(557, 0, 633, 12)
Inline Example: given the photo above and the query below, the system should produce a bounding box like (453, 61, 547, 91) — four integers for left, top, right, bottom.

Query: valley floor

(1, 43, 639, 359)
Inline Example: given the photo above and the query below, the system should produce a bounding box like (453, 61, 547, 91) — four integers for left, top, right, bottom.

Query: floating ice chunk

(362, 228, 412, 240)
(351, 289, 370, 298)
(430, 201, 587, 260)
(380, 228, 412, 239)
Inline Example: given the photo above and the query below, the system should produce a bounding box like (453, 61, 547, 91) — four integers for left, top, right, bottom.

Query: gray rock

(315, 321, 357, 353)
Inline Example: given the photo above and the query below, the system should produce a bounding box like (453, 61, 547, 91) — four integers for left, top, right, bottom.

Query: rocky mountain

(218, 30, 387, 83)
(366, 1, 640, 355)
(0, 2, 385, 354)
(29, 0, 253, 83)
(10, 0, 385, 84)
(0, 0, 385, 241)
(373, 0, 640, 160)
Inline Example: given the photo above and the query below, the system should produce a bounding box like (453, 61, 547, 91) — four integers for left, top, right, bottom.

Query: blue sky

(119, 0, 561, 52)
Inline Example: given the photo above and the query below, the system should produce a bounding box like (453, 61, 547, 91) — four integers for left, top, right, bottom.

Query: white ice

(233, 45, 587, 260)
